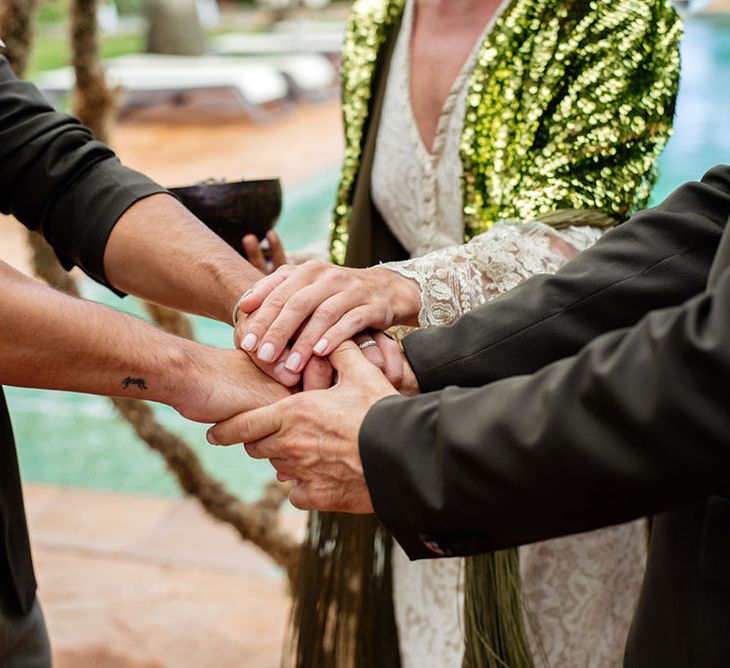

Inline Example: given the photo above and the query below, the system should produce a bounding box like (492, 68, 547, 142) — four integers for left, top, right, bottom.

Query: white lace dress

(370, 1, 647, 666)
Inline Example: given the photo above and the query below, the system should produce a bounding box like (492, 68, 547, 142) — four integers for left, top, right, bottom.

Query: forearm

(383, 221, 603, 328)
(103, 193, 262, 323)
(0, 259, 196, 407)
(404, 166, 730, 391)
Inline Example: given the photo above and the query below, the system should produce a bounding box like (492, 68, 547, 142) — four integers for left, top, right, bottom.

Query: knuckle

(315, 304, 339, 323)
(287, 293, 310, 316)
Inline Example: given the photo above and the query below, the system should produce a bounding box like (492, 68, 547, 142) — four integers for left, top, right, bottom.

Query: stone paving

(26, 483, 305, 668)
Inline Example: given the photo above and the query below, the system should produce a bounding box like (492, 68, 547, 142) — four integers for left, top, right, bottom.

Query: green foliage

(28, 32, 144, 78)
(36, 0, 70, 24)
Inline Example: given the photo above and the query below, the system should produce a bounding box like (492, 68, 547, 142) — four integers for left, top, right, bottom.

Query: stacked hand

(207, 341, 399, 513)
(234, 260, 421, 376)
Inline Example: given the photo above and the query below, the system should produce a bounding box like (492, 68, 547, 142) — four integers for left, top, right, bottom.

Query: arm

(0, 258, 288, 423)
(0, 56, 260, 327)
(360, 264, 730, 559)
(404, 166, 730, 391)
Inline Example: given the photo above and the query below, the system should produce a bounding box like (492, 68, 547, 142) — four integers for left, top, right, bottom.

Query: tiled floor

(25, 483, 304, 668)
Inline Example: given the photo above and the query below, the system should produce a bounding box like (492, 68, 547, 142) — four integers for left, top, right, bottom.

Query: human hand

(234, 261, 420, 374)
(207, 341, 398, 513)
(171, 342, 291, 424)
(242, 230, 288, 275)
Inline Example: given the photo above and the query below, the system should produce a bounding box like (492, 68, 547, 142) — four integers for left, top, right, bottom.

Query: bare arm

(103, 193, 262, 324)
(0, 259, 289, 424)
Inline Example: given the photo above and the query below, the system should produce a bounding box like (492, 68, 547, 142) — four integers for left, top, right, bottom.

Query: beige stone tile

(129, 498, 284, 576)
(36, 548, 288, 668)
(27, 485, 177, 553)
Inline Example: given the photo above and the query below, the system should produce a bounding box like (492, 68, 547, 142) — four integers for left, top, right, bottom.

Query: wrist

(372, 267, 421, 327)
(153, 338, 212, 412)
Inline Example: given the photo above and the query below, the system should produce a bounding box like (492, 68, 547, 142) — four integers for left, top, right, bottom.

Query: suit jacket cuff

(360, 393, 448, 560)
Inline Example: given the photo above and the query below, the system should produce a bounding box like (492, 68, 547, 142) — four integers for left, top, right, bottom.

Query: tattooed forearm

(122, 377, 148, 391)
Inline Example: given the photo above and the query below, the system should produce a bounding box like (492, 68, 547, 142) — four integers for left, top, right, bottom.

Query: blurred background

(0, 0, 729, 666)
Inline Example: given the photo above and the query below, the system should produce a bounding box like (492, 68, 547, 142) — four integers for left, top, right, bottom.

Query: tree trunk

(0, 0, 37, 77)
(70, 0, 116, 143)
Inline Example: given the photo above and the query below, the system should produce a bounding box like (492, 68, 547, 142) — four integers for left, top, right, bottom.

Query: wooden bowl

(169, 179, 282, 254)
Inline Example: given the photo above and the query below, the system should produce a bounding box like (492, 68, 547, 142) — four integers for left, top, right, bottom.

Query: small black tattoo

(122, 377, 148, 391)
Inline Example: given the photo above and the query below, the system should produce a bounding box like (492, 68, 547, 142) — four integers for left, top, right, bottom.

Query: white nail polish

(258, 342, 276, 362)
(241, 333, 257, 351)
(284, 352, 302, 372)
(313, 338, 329, 355)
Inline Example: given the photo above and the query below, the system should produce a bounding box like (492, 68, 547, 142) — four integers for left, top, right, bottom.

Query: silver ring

(358, 339, 378, 350)
(231, 291, 252, 326)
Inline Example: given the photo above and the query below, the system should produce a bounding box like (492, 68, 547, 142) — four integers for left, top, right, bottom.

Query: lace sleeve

(382, 221, 604, 328)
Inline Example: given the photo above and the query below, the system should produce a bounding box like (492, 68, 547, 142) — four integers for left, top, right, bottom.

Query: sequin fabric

(330, 0, 682, 264)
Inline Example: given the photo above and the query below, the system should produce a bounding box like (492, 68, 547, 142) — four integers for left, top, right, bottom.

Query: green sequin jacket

(330, 0, 682, 266)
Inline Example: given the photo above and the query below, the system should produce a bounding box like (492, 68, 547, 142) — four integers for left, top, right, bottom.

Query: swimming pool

(9, 13, 730, 500)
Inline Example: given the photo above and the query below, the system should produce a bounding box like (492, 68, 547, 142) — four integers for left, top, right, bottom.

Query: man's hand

(206, 341, 398, 513)
(172, 343, 291, 424)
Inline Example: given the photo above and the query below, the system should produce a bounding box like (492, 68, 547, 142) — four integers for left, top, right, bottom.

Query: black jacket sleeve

(403, 165, 730, 391)
(0, 55, 165, 289)
(361, 265, 730, 560)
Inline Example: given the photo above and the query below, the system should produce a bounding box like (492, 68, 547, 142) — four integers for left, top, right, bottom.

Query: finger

(267, 230, 288, 269)
(265, 288, 362, 373)
(302, 355, 335, 390)
(250, 279, 339, 365)
(248, 349, 301, 388)
(287, 295, 382, 369)
(327, 340, 376, 381)
(354, 332, 385, 372)
(207, 403, 284, 447)
(289, 481, 342, 512)
(238, 265, 295, 321)
(242, 234, 268, 274)
(373, 332, 403, 387)
(269, 458, 298, 481)
(314, 306, 384, 357)
(289, 481, 316, 510)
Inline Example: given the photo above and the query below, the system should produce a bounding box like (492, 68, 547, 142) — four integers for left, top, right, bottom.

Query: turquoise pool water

(9, 13, 730, 499)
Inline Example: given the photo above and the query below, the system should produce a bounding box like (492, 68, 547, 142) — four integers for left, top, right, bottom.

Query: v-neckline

(404, 0, 508, 159)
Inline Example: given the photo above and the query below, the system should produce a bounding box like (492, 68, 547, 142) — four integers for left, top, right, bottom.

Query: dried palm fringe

(287, 514, 544, 668)
(286, 512, 400, 668)
(463, 550, 544, 668)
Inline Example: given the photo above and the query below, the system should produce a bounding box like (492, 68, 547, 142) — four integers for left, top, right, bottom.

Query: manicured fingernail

(313, 338, 329, 355)
(241, 333, 257, 351)
(284, 352, 302, 372)
(258, 342, 276, 362)
(206, 431, 219, 446)
(241, 289, 253, 301)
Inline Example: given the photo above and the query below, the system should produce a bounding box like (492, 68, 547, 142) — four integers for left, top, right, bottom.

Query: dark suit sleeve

(403, 165, 730, 391)
(361, 266, 730, 559)
(0, 56, 165, 290)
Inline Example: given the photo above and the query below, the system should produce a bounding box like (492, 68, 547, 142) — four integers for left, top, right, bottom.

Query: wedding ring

(358, 339, 378, 350)
(231, 290, 252, 326)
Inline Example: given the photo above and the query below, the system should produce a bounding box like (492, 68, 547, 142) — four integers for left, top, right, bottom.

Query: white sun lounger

(213, 29, 344, 58)
(37, 54, 291, 122)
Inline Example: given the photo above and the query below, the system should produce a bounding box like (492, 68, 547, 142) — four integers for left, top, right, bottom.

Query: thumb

(328, 340, 376, 380)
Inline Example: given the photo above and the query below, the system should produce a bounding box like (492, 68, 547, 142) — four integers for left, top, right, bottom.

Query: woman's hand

(234, 261, 421, 374)
(242, 230, 288, 275)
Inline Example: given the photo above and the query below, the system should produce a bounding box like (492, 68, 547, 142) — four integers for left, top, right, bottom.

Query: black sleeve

(361, 266, 730, 560)
(0, 55, 165, 290)
(403, 165, 730, 391)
